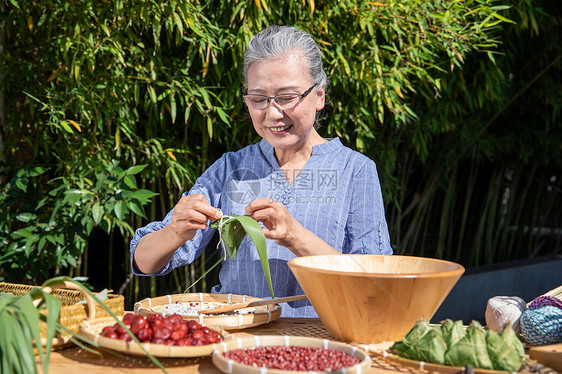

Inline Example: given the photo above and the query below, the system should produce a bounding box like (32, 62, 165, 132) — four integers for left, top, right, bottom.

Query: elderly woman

(131, 25, 392, 317)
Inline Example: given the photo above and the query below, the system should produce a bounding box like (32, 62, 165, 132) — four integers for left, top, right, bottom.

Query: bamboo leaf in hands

(210, 214, 274, 298)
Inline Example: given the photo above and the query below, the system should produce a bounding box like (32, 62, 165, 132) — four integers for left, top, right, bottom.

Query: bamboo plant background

(0, 0, 560, 308)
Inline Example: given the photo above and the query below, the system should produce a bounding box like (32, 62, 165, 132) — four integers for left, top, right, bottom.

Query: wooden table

(38, 318, 417, 373)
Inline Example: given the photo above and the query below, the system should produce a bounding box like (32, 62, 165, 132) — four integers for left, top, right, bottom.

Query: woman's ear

(315, 85, 326, 111)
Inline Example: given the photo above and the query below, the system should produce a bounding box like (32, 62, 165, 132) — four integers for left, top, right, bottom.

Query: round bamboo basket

(364, 341, 543, 374)
(212, 335, 371, 374)
(288, 255, 465, 344)
(134, 293, 281, 330)
(79, 316, 229, 357)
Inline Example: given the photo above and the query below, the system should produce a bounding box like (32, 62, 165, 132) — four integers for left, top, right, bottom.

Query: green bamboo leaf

(28, 289, 60, 373)
(210, 215, 274, 298)
(170, 96, 177, 123)
(200, 90, 212, 109)
(3, 312, 36, 373)
(215, 107, 230, 125)
(490, 12, 515, 23)
(172, 12, 184, 36)
(59, 120, 74, 134)
(210, 216, 246, 259)
(148, 86, 157, 104)
(207, 117, 213, 139)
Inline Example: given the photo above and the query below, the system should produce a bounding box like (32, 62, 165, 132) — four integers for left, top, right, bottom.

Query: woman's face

(245, 51, 325, 151)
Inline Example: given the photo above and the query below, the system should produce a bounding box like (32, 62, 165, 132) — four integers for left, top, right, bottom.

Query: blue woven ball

(520, 305, 562, 346)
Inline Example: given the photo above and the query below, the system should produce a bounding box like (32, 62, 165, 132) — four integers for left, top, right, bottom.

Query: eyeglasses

(243, 84, 317, 110)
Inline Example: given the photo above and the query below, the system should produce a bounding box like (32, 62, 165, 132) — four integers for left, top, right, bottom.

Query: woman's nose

(265, 100, 285, 118)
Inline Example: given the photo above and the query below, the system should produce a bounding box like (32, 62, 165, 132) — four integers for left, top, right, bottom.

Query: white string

(216, 210, 232, 261)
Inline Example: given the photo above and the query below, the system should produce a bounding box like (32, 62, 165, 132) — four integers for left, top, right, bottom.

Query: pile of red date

(100, 312, 222, 346)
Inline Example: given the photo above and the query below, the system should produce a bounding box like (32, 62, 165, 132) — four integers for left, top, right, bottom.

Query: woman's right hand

(170, 194, 222, 242)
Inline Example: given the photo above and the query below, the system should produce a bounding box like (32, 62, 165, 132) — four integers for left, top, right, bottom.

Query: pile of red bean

(223, 345, 360, 371)
(100, 312, 221, 346)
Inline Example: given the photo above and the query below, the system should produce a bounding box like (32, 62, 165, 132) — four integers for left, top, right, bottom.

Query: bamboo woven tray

(78, 316, 230, 358)
(212, 335, 371, 374)
(277, 321, 558, 374)
(134, 293, 281, 330)
(0, 281, 124, 347)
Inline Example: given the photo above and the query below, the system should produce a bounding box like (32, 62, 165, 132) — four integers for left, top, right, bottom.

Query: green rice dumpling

(444, 320, 494, 370)
(485, 321, 525, 371)
(392, 319, 447, 364)
(440, 319, 465, 348)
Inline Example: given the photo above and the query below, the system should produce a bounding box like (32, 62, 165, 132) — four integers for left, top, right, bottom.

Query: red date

(101, 313, 221, 347)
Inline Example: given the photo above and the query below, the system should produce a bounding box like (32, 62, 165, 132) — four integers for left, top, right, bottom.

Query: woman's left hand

(245, 197, 304, 250)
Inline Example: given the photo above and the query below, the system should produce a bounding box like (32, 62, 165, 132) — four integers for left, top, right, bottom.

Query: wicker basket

(134, 293, 281, 330)
(0, 281, 124, 346)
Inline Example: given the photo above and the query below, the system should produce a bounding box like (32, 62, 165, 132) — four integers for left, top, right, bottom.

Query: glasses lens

(274, 94, 299, 109)
(245, 95, 269, 110)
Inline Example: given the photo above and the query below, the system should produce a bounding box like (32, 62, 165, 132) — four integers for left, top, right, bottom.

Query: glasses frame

(243, 83, 317, 110)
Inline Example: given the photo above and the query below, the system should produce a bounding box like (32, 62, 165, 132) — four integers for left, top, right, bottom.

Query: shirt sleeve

(343, 159, 393, 255)
(129, 155, 227, 276)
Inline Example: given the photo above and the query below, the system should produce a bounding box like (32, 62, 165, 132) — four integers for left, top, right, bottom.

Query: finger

(249, 207, 278, 223)
(245, 197, 277, 215)
(179, 194, 221, 220)
(191, 200, 222, 220)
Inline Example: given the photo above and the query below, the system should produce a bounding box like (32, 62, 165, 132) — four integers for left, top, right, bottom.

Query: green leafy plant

(0, 161, 156, 283)
(0, 277, 168, 374)
(0, 288, 59, 374)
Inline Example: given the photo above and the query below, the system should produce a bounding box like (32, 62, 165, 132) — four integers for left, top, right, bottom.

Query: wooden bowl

(288, 255, 464, 344)
(212, 335, 371, 373)
(134, 293, 281, 330)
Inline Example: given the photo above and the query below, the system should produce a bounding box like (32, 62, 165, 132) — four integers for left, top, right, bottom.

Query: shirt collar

(258, 137, 342, 160)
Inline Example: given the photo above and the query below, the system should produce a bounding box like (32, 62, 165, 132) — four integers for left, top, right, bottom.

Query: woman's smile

(269, 124, 293, 133)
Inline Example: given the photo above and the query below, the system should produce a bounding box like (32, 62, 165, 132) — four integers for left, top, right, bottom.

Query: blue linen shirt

(130, 138, 392, 317)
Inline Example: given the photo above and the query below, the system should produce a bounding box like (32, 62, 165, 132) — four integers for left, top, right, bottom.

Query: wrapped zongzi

(444, 320, 494, 370)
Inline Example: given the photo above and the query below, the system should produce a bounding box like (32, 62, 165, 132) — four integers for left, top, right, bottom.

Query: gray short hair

(243, 25, 328, 91)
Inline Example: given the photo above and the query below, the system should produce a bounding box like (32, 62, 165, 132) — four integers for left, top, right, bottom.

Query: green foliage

(0, 0, 560, 302)
(0, 161, 156, 282)
(0, 277, 167, 373)
(0, 283, 63, 374)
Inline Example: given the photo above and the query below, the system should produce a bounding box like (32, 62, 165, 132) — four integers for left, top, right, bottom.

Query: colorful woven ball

(520, 296, 562, 346)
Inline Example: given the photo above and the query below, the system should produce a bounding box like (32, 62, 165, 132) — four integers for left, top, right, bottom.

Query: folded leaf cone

(485, 321, 525, 371)
(210, 214, 274, 298)
(440, 319, 465, 348)
(445, 320, 494, 370)
(392, 319, 447, 364)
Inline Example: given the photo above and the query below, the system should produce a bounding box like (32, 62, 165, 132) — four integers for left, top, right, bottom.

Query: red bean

(223, 346, 360, 371)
